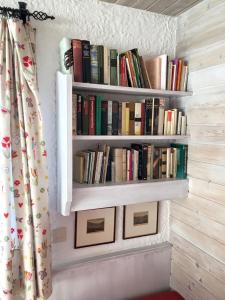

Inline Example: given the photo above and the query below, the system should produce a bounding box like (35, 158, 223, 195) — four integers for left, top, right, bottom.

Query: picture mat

(75, 207, 115, 248)
(124, 202, 158, 238)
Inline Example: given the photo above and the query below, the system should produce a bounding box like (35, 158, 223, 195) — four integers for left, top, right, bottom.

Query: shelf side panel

(57, 71, 73, 216)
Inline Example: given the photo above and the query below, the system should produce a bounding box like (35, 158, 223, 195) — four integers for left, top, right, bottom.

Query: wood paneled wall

(170, 1, 225, 299)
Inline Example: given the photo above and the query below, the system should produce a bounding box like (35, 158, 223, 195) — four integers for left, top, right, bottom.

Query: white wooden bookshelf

(57, 71, 190, 216)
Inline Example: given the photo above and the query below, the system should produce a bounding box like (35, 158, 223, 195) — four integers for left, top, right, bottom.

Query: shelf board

(73, 82, 192, 98)
(71, 178, 188, 211)
(73, 135, 189, 141)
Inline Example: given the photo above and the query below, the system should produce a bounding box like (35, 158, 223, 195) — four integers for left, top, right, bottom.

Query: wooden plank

(146, 0, 178, 13)
(188, 107, 225, 126)
(189, 177, 225, 206)
(132, 0, 157, 10)
(173, 194, 225, 225)
(170, 232, 225, 282)
(170, 277, 195, 300)
(171, 232, 225, 283)
(172, 248, 225, 298)
(171, 202, 225, 245)
(181, 41, 225, 71)
(171, 218, 225, 264)
(189, 125, 225, 143)
(163, 0, 202, 16)
(115, 0, 137, 6)
(188, 160, 225, 185)
(171, 262, 216, 300)
(188, 144, 225, 166)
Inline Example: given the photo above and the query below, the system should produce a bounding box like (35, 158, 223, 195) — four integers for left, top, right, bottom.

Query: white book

(134, 102, 142, 135)
(166, 148, 171, 178)
(94, 152, 103, 184)
(172, 109, 178, 135)
(158, 106, 165, 135)
(133, 149, 139, 181)
(107, 101, 112, 135)
(160, 54, 168, 90)
(177, 111, 182, 135)
(181, 116, 187, 135)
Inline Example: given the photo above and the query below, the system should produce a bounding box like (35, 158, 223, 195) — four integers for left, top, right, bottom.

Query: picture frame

(123, 202, 158, 239)
(74, 207, 116, 248)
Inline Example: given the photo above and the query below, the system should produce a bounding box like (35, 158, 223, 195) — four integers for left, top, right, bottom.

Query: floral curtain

(0, 19, 52, 299)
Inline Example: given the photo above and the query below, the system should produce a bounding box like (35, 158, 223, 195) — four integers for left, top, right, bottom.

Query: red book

(141, 103, 145, 135)
(72, 39, 83, 82)
(120, 56, 128, 86)
(129, 150, 133, 181)
(88, 96, 95, 135)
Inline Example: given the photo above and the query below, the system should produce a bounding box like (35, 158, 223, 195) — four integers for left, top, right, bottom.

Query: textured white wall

(1, 0, 177, 268)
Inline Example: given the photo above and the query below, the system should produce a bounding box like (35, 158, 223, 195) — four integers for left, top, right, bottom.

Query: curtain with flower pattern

(0, 19, 52, 299)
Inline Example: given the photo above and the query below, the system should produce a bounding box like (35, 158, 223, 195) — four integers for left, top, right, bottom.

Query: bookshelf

(57, 71, 191, 216)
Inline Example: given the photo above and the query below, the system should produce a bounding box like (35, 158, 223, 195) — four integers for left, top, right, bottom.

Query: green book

(90, 45, 99, 83)
(110, 49, 118, 86)
(96, 96, 102, 135)
(171, 144, 188, 179)
(98, 45, 104, 84)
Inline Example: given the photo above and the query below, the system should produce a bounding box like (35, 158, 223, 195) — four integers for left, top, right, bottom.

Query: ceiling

(100, 0, 203, 16)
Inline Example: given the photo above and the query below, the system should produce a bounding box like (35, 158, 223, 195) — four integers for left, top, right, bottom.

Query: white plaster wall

(1, 0, 177, 268)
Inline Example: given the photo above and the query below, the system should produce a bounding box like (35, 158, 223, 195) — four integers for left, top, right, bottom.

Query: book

(101, 101, 108, 135)
(119, 55, 128, 86)
(145, 57, 161, 89)
(121, 102, 127, 135)
(139, 56, 151, 88)
(82, 97, 89, 135)
(107, 101, 112, 135)
(103, 47, 110, 85)
(141, 103, 145, 135)
(181, 115, 187, 135)
(82, 40, 91, 83)
(110, 49, 118, 85)
(90, 45, 99, 83)
(112, 101, 119, 135)
(153, 98, 160, 135)
(129, 103, 135, 135)
(95, 96, 102, 135)
(72, 39, 83, 82)
(158, 104, 165, 135)
(160, 54, 168, 90)
(113, 148, 123, 182)
(88, 96, 95, 135)
(77, 95, 82, 135)
(98, 45, 104, 84)
(134, 103, 142, 135)
(72, 94, 77, 135)
(74, 153, 84, 183)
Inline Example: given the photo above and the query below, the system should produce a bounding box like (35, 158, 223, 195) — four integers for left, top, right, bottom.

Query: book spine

(107, 101, 112, 135)
(95, 96, 102, 135)
(167, 110, 172, 135)
(162, 148, 168, 178)
(121, 102, 127, 135)
(122, 149, 127, 181)
(112, 101, 119, 135)
(166, 147, 171, 178)
(118, 102, 122, 135)
(88, 96, 95, 135)
(82, 97, 89, 135)
(120, 56, 128, 86)
(158, 106, 165, 135)
(125, 106, 130, 135)
(153, 98, 159, 135)
(181, 116, 187, 135)
(72, 94, 77, 135)
(82, 40, 91, 83)
(145, 99, 152, 135)
(129, 149, 133, 180)
(101, 101, 108, 135)
(134, 102, 142, 135)
(153, 147, 160, 179)
(98, 45, 104, 84)
(176, 59, 183, 91)
(110, 49, 118, 85)
(125, 57, 133, 87)
(142, 144, 148, 180)
(177, 111, 182, 135)
(127, 51, 137, 87)
(129, 103, 135, 135)
(141, 103, 145, 135)
(77, 95, 82, 135)
(90, 45, 99, 83)
(103, 47, 110, 85)
(72, 39, 83, 82)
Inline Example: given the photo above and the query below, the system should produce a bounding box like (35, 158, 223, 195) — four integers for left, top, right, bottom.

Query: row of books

(74, 144, 188, 185)
(59, 38, 189, 91)
(72, 95, 187, 136)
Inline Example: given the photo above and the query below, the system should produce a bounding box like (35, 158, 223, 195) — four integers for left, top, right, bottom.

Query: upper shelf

(73, 81, 192, 99)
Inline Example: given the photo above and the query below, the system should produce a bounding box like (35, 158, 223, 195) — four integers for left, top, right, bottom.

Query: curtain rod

(0, 1, 55, 24)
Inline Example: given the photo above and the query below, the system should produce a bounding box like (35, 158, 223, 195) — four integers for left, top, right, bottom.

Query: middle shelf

(71, 178, 188, 211)
(73, 135, 188, 141)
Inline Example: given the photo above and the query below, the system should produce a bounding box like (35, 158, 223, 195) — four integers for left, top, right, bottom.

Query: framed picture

(123, 202, 158, 239)
(74, 207, 116, 248)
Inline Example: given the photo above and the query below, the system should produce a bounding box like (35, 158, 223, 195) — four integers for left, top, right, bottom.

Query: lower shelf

(71, 178, 188, 211)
